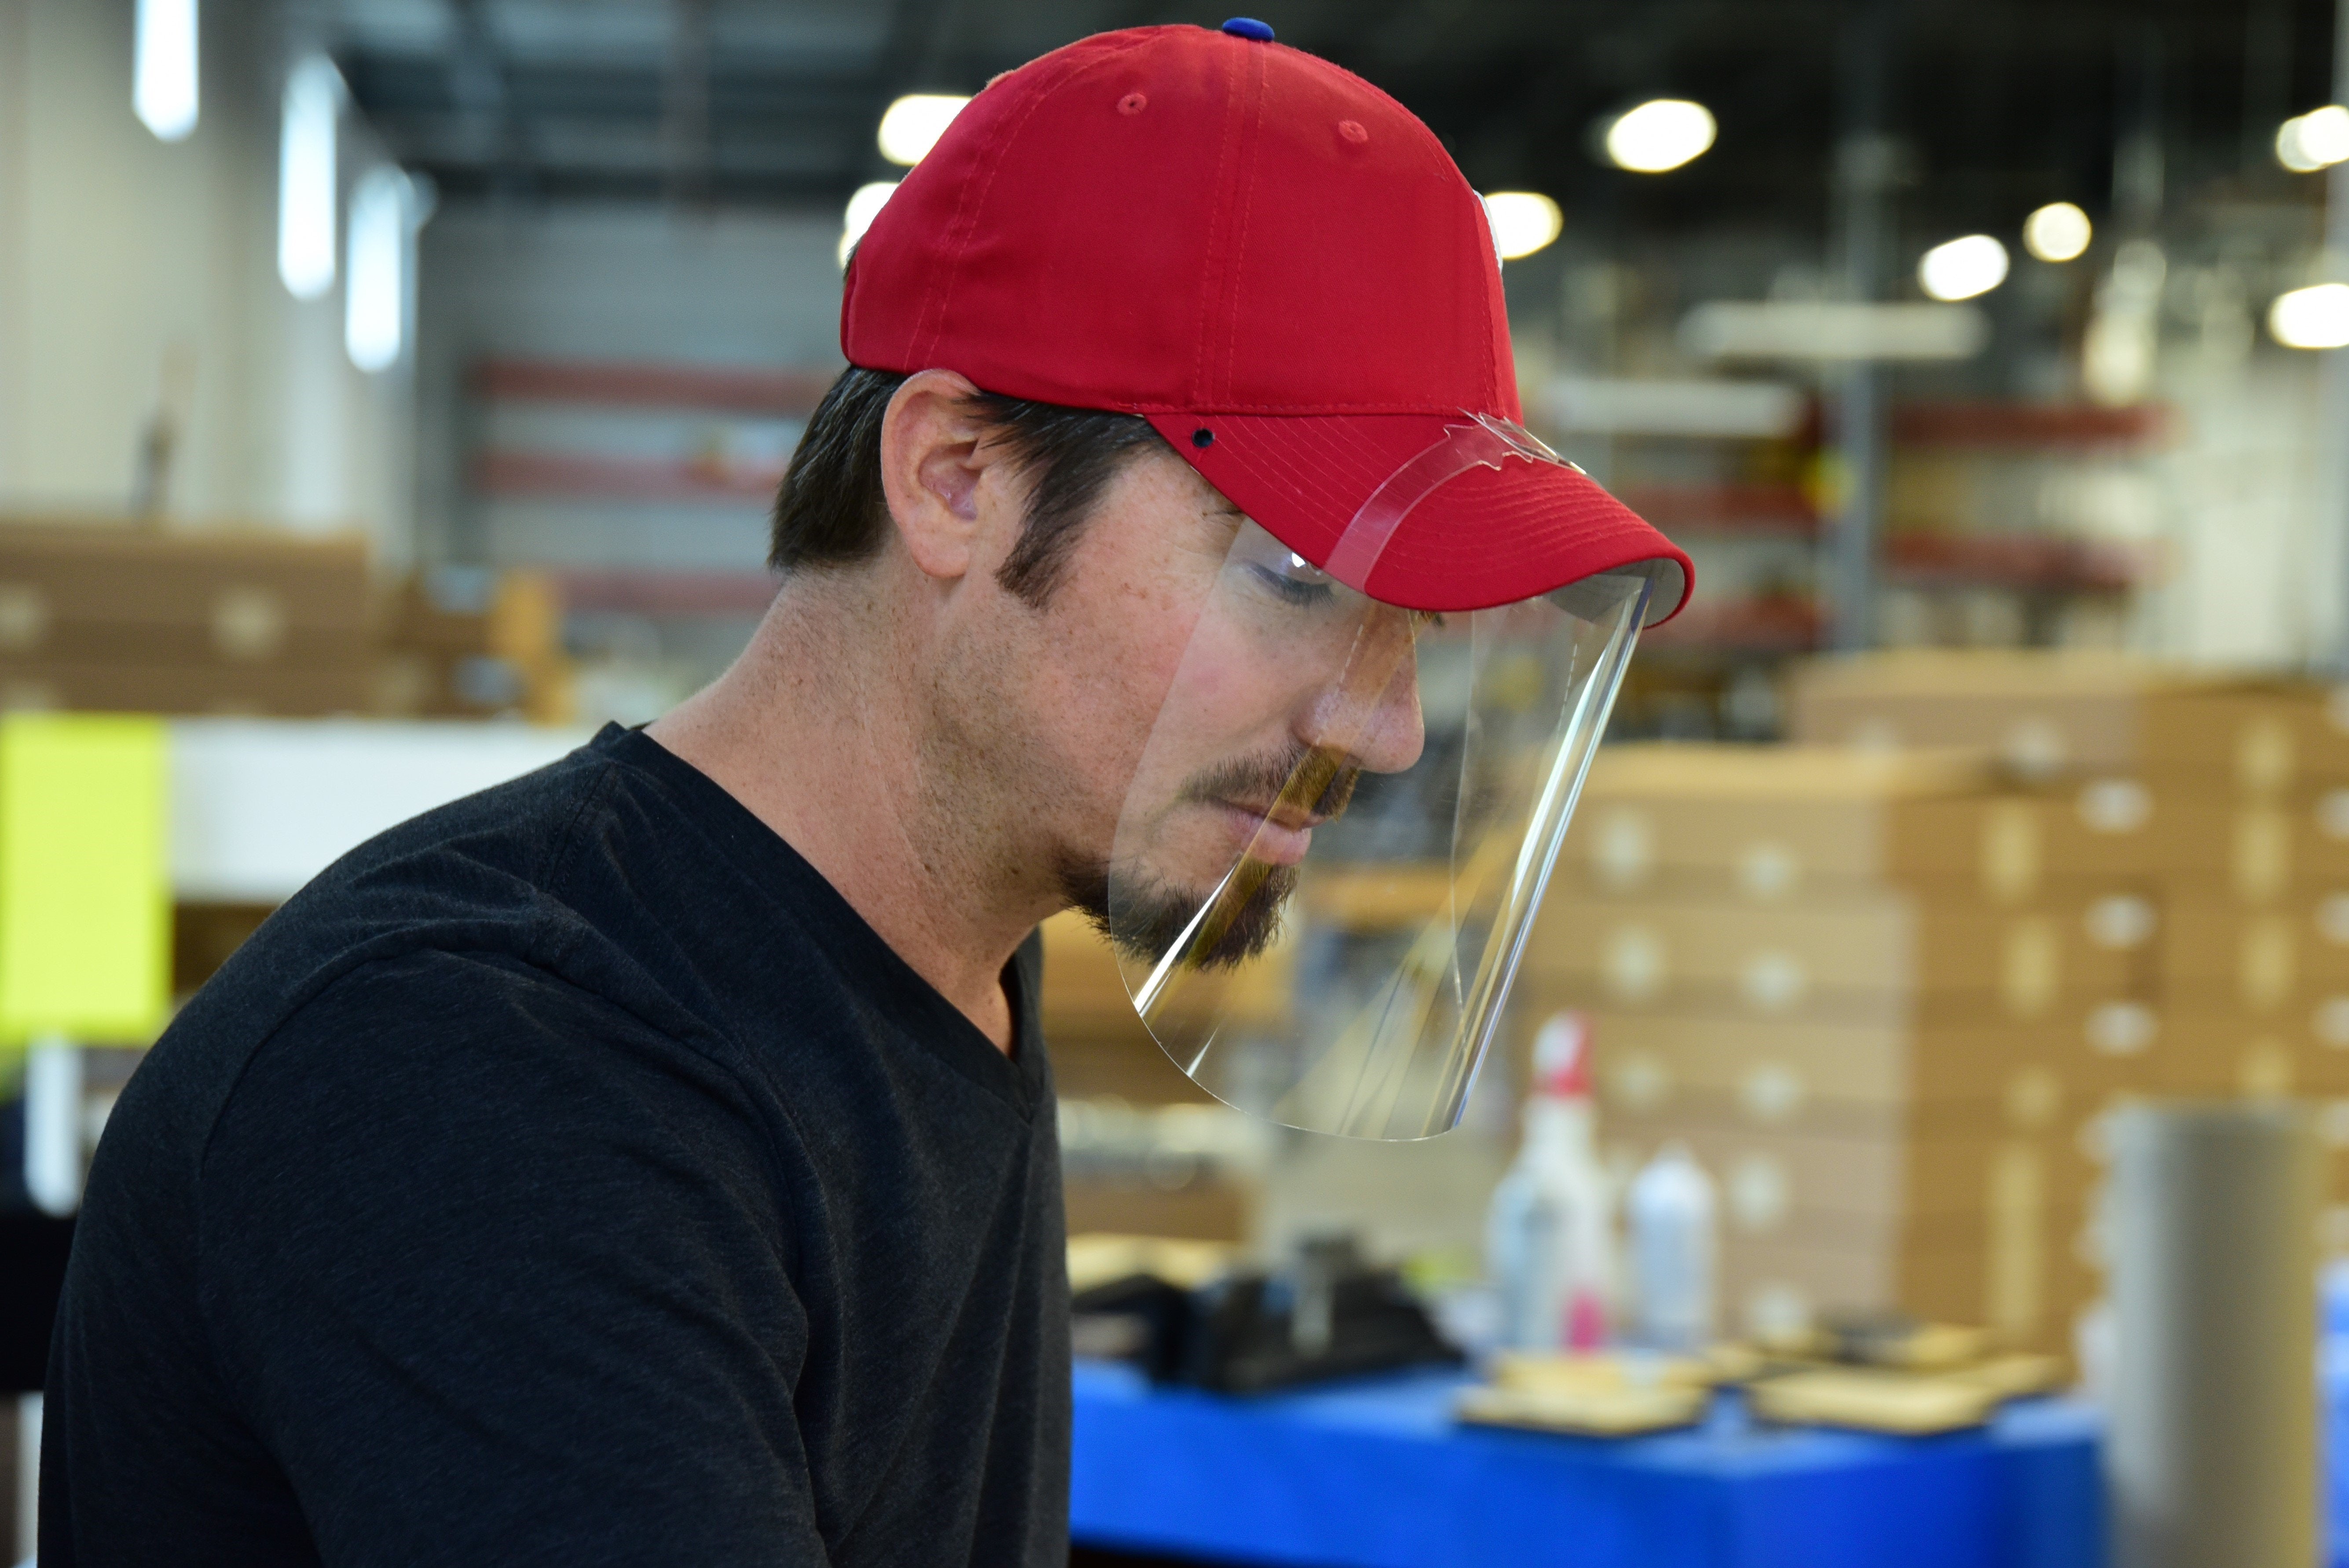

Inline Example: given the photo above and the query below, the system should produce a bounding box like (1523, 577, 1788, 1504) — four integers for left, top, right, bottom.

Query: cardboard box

(1567, 752, 2229, 907)
(1565, 744, 2001, 898)
(1063, 1174, 1252, 1243)
(1719, 1226, 2100, 1353)
(1594, 1117, 2096, 1226)
(2022, 778, 2233, 880)
(2146, 1011, 2349, 1099)
(384, 568, 563, 662)
(2173, 799, 2349, 898)
(1050, 1032, 1218, 1105)
(0, 522, 371, 654)
(374, 570, 575, 723)
(0, 659, 374, 716)
(172, 902, 272, 996)
(0, 620, 374, 668)
(2164, 891, 2349, 1013)
(1524, 886, 2158, 1018)
(1517, 985, 2191, 1123)
(1040, 911, 1235, 1105)
(1557, 1008, 2135, 1136)
(1785, 651, 2311, 791)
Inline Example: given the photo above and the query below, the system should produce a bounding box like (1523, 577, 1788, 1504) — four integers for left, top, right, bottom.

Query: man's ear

(878, 369, 1007, 583)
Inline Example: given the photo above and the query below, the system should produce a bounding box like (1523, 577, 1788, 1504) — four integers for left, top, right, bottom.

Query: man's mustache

(1181, 743, 1361, 825)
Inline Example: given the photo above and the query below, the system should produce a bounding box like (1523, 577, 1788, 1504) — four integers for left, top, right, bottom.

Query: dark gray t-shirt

(41, 724, 1070, 1566)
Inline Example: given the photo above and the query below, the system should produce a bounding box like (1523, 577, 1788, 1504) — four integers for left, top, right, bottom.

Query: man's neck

(645, 584, 1048, 1054)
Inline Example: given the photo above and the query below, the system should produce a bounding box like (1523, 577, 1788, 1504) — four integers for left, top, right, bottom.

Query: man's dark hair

(770, 366, 1168, 606)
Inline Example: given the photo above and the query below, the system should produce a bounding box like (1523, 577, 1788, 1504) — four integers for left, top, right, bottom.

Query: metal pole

(22, 1033, 82, 1217)
(2106, 1103, 2320, 1568)
(663, 0, 713, 208)
(2323, 0, 2349, 668)
(1827, 7, 1895, 652)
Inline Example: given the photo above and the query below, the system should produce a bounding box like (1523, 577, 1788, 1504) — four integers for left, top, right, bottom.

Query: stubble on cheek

(1023, 450, 1249, 906)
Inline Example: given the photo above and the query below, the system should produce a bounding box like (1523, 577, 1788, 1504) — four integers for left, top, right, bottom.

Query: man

(42, 20, 1687, 1566)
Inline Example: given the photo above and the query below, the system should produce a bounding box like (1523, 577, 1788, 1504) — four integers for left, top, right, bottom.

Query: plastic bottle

(1626, 1139, 1718, 1352)
(1485, 1012, 1613, 1352)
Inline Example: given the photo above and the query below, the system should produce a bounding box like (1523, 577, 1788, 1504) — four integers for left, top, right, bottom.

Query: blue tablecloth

(1071, 1361, 2104, 1568)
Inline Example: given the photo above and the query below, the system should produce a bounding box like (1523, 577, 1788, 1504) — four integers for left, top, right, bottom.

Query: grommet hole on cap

(1118, 93, 1147, 116)
(1338, 120, 1368, 143)
(1191, 428, 1215, 449)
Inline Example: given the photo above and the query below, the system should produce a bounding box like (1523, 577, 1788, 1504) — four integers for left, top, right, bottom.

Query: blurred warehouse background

(4, 0, 2347, 718)
(11, 0, 2349, 1562)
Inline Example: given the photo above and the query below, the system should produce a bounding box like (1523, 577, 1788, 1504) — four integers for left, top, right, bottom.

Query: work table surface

(1070, 1360, 2103, 1568)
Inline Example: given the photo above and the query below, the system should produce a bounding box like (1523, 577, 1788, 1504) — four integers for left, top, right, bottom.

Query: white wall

(0, 0, 414, 550)
(2152, 355, 2323, 666)
(414, 202, 843, 570)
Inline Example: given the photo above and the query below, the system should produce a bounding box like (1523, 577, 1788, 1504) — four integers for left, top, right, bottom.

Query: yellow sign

(0, 714, 170, 1046)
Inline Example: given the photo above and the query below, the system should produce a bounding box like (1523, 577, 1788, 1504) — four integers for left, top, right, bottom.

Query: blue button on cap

(1221, 17, 1275, 40)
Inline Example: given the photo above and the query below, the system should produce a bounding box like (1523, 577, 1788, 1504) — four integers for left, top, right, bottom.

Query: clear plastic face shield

(1102, 415, 1668, 1140)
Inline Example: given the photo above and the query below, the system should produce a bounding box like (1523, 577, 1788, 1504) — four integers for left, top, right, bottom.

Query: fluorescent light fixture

(839, 181, 899, 267)
(277, 57, 343, 300)
(1918, 234, 2009, 301)
(1603, 99, 1715, 174)
(2269, 283, 2349, 349)
(2278, 106, 2349, 173)
(345, 169, 411, 372)
(2022, 202, 2092, 263)
(1481, 191, 1562, 261)
(877, 95, 970, 167)
(1544, 376, 1805, 439)
(133, 0, 200, 142)
(1680, 301, 1989, 362)
(2300, 106, 2349, 165)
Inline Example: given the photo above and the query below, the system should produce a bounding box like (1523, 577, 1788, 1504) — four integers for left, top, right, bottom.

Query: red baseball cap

(843, 22, 1692, 622)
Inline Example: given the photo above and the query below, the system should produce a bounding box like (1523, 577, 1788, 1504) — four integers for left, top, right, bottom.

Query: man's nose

(1303, 637, 1426, 777)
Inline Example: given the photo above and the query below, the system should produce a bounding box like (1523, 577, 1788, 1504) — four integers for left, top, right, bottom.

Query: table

(1071, 1361, 2105, 1568)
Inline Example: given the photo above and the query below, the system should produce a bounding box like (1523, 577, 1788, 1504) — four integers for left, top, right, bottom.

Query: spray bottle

(1626, 1139, 1718, 1352)
(1485, 1012, 1613, 1352)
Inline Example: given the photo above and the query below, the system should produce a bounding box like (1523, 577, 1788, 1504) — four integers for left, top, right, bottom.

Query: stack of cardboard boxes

(1791, 652, 2349, 1254)
(0, 522, 374, 715)
(0, 522, 582, 726)
(1517, 738, 2170, 1352)
(1038, 912, 1260, 1243)
(377, 567, 575, 725)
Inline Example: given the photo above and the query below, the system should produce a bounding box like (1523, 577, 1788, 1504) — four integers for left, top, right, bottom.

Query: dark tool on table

(1072, 1231, 1459, 1394)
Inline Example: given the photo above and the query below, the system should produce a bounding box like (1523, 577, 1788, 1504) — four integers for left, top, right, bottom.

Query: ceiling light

(2270, 283, 2349, 349)
(277, 57, 342, 300)
(2278, 118, 2322, 172)
(2279, 106, 2349, 172)
(877, 95, 970, 167)
(839, 181, 899, 267)
(2022, 202, 2092, 263)
(345, 169, 413, 372)
(1603, 99, 1716, 174)
(1918, 234, 2009, 302)
(1481, 192, 1562, 261)
(133, 0, 199, 142)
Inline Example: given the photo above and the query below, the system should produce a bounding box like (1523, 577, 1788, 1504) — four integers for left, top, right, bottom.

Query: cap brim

(1146, 411, 1692, 624)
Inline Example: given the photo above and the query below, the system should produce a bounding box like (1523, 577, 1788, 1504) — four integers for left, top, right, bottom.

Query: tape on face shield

(1094, 414, 1666, 1140)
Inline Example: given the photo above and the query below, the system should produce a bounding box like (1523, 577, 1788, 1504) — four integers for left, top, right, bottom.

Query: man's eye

(1250, 552, 1335, 604)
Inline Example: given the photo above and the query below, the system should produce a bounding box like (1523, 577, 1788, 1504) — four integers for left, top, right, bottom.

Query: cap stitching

(1161, 415, 1691, 617)
(1190, 42, 1249, 405)
(1132, 401, 1520, 414)
(1218, 44, 1269, 404)
(910, 37, 1155, 365)
(1279, 51, 1504, 414)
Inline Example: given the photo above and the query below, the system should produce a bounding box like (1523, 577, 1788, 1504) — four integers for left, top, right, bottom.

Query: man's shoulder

(217, 945, 761, 1149)
(124, 740, 713, 1131)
